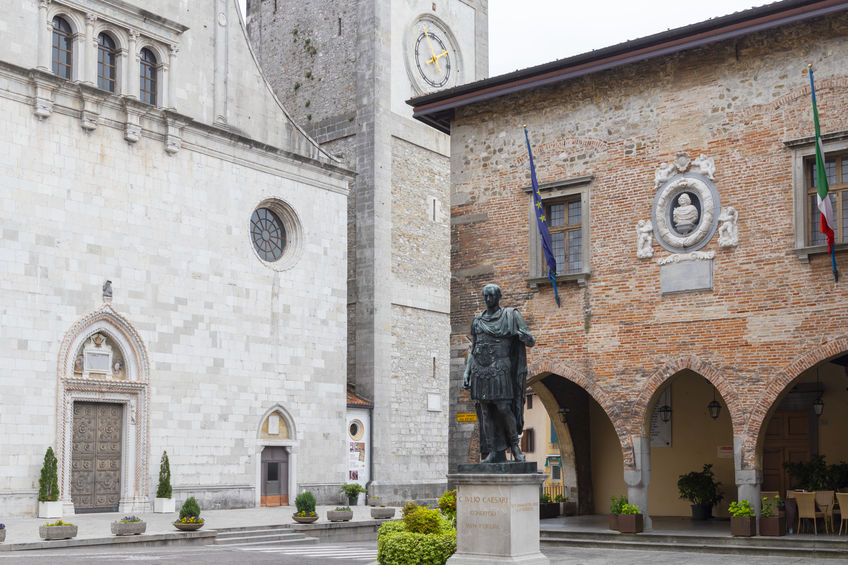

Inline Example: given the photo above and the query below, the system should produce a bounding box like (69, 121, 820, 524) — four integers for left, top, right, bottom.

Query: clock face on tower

(408, 17, 459, 94)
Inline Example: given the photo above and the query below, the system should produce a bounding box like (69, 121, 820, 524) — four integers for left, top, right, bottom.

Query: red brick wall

(449, 13, 848, 471)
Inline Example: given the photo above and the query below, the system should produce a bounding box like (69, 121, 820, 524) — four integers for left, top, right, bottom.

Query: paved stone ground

(541, 546, 848, 564)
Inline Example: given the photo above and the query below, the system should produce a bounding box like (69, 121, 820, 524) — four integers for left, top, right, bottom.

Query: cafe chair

(815, 490, 835, 534)
(795, 492, 824, 535)
(837, 492, 848, 535)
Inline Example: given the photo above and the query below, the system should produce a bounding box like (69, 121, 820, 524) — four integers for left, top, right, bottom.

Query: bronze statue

(462, 284, 535, 463)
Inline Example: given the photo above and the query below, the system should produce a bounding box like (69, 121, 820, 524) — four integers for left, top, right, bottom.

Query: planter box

(38, 501, 62, 519)
(617, 514, 643, 534)
(609, 514, 618, 530)
(371, 507, 396, 519)
(293, 515, 318, 524)
(39, 525, 77, 540)
(154, 498, 175, 513)
(111, 521, 147, 536)
(562, 501, 577, 516)
(173, 521, 204, 531)
(539, 502, 559, 519)
(327, 510, 353, 522)
(0, 529, 5, 543)
(731, 516, 756, 537)
(759, 515, 785, 537)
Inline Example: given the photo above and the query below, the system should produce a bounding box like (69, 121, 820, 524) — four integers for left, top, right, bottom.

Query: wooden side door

(260, 447, 289, 506)
(761, 411, 810, 495)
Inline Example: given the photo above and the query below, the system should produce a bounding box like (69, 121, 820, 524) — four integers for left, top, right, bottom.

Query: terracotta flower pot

(39, 524, 77, 540)
(111, 520, 147, 535)
(173, 521, 204, 531)
(617, 514, 643, 534)
(293, 515, 318, 524)
(759, 515, 785, 536)
(730, 516, 756, 537)
(0, 529, 5, 543)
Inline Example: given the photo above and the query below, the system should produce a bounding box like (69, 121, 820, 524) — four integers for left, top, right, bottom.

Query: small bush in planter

(38, 447, 59, 502)
(157, 451, 172, 499)
(729, 499, 756, 537)
(341, 482, 366, 504)
(176, 496, 203, 524)
(617, 503, 643, 533)
(760, 495, 785, 536)
(677, 464, 723, 519)
(295, 491, 317, 517)
(609, 495, 627, 530)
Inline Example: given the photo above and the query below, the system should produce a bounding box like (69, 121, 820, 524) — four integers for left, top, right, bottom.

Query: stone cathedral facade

(246, 0, 488, 502)
(0, 0, 353, 515)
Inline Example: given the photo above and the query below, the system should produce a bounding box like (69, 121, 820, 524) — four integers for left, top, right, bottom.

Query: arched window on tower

(52, 16, 73, 79)
(139, 48, 157, 105)
(97, 33, 117, 92)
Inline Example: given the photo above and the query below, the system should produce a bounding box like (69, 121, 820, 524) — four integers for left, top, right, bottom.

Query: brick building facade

(413, 0, 848, 522)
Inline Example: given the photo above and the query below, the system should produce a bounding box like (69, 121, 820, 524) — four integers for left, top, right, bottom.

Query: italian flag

(810, 66, 835, 251)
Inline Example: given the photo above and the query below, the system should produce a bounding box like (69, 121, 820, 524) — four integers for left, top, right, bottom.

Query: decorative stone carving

(657, 251, 715, 266)
(78, 85, 105, 132)
(163, 112, 187, 155)
(651, 153, 721, 254)
(122, 98, 147, 143)
(718, 206, 739, 248)
(636, 220, 653, 259)
(103, 280, 112, 301)
(30, 71, 60, 119)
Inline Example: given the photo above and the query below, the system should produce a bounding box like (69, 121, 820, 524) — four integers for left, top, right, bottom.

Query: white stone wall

(0, 0, 351, 515)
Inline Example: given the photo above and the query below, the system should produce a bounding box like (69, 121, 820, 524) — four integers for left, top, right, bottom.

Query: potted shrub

(556, 493, 576, 516)
(759, 495, 785, 536)
(609, 495, 627, 530)
(38, 519, 77, 540)
(0, 523, 5, 544)
(729, 500, 756, 537)
(37, 447, 62, 519)
(327, 506, 353, 522)
(617, 503, 643, 534)
(173, 496, 204, 531)
(341, 482, 366, 506)
(111, 515, 147, 536)
(154, 451, 175, 513)
(370, 496, 396, 519)
(677, 463, 723, 520)
(539, 493, 559, 519)
(293, 491, 318, 523)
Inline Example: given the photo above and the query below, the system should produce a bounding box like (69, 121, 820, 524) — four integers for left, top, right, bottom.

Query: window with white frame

(52, 16, 73, 79)
(139, 47, 158, 105)
(97, 33, 117, 92)
(788, 133, 848, 260)
(526, 176, 592, 283)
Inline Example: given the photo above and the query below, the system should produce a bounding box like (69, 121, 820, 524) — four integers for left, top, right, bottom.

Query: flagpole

(523, 126, 561, 307)
(808, 64, 839, 282)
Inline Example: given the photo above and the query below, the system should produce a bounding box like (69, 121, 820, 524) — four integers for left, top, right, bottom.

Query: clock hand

(421, 25, 442, 73)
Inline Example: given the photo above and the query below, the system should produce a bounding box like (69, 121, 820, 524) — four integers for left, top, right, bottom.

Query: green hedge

(377, 516, 456, 565)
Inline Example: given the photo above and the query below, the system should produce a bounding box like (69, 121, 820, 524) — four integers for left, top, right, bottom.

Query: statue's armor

(469, 330, 513, 401)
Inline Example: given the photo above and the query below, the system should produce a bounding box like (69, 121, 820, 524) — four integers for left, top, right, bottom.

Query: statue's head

(482, 284, 502, 308)
(677, 193, 691, 206)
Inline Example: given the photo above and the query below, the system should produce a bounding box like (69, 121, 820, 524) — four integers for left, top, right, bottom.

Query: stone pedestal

(447, 471, 549, 565)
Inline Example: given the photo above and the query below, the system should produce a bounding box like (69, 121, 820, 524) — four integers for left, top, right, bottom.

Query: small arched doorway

(256, 406, 296, 507)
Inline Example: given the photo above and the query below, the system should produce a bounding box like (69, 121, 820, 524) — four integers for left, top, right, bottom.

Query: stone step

(540, 531, 848, 559)
(214, 532, 312, 545)
(215, 525, 292, 539)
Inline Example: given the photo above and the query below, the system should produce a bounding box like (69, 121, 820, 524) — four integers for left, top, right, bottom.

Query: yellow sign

(456, 413, 477, 423)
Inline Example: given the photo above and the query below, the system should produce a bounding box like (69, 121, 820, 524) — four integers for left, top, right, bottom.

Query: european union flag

(524, 127, 561, 307)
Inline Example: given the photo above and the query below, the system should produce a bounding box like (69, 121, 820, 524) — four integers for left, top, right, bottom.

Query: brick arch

(527, 359, 635, 468)
(768, 76, 848, 111)
(634, 356, 745, 439)
(742, 334, 848, 469)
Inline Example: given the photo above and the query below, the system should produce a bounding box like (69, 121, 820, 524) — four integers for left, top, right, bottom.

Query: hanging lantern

(707, 386, 721, 420)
